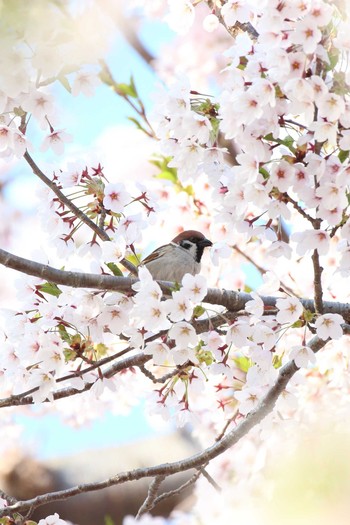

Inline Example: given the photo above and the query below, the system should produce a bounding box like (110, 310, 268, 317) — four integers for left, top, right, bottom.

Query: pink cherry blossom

(290, 345, 317, 368)
(72, 71, 100, 97)
(315, 313, 344, 340)
(181, 273, 207, 302)
(169, 321, 197, 347)
(103, 182, 130, 213)
(38, 514, 69, 525)
(41, 129, 73, 155)
(276, 297, 303, 324)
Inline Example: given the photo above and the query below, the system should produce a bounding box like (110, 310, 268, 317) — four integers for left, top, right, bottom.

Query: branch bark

(0, 248, 349, 320)
(23, 151, 137, 275)
(0, 335, 327, 518)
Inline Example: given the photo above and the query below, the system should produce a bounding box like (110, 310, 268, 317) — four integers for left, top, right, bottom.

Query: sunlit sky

(12, 16, 176, 460)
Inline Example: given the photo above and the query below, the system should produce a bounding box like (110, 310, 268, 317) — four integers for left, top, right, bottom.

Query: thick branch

(0, 248, 349, 320)
(0, 335, 326, 518)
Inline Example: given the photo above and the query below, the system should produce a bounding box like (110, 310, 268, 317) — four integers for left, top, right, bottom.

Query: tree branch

(0, 248, 349, 320)
(312, 248, 324, 315)
(23, 151, 137, 275)
(24, 151, 109, 242)
(136, 475, 165, 518)
(0, 335, 327, 518)
(152, 468, 202, 506)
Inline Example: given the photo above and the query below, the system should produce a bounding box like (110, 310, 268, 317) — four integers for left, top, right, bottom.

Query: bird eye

(181, 240, 193, 250)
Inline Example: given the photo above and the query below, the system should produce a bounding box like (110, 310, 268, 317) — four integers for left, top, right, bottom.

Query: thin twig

(24, 151, 109, 241)
(136, 475, 165, 518)
(152, 469, 202, 506)
(233, 244, 297, 297)
(99, 60, 157, 139)
(311, 249, 324, 314)
(0, 335, 327, 518)
(23, 151, 137, 275)
(200, 467, 221, 491)
(283, 193, 317, 226)
(211, 1, 259, 40)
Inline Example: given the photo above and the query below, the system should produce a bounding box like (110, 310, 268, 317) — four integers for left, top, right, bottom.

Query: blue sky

(13, 17, 176, 460)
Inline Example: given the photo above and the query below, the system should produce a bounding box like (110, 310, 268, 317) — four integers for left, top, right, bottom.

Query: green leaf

(58, 324, 71, 344)
(95, 343, 108, 357)
(64, 348, 77, 361)
(259, 167, 269, 180)
(272, 354, 283, 369)
(115, 80, 137, 98)
(129, 75, 138, 98)
(233, 355, 252, 373)
(155, 170, 178, 184)
(58, 74, 71, 93)
(327, 47, 339, 71)
(38, 282, 62, 297)
(339, 149, 349, 163)
(197, 349, 214, 366)
(281, 135, 295, 152)
(0, 518, 16, 525)
(126, 253, 141, 267)
(106, 262, 124, 276)
(193, 305, 206, 319)
(127, 116, 149, 135)
(263, 133, 296, 153)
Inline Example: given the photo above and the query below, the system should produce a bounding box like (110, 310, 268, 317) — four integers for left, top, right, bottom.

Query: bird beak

(198, 238, 213, 248)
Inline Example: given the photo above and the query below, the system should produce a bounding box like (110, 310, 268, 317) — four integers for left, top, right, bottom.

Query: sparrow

(141, 230, 212, 282)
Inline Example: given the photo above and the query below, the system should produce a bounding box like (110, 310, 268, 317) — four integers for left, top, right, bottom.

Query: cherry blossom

(245, 292, 264, 318)
(315, 314, 344, 341)
(291, 230, 330, 256)
(166, 290, 193, 322)
(234, 386, 262, 415)
(165, 0, 195, 35)
(221, 0, 253, 26)
(41, 129, 73, 155)
(22, 90, 55, 128)
(203, 14, 219, 33)
(38, 514, 69, 525)
(181, 273, 207, 303)
(103, 182, 131, 214)
(144, 341, 172, 365)
(226, 319, 252, 348)
(72, 71, 101, 97)
(168, 321, 197, 347)
(102, 239, 127, 263)
(276, 297, 304, 325)
(290, 345, 317, 368)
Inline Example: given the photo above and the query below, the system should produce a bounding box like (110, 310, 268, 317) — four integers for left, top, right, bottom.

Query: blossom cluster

(152, 0, 350, 294)
(0, 1, 112, 159)
(0, 1, 349, 524)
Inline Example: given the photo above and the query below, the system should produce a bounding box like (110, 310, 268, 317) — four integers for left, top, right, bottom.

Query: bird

(140, 230, 212, 282)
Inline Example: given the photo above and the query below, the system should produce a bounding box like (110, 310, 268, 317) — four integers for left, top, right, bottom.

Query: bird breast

(144, 246, 200, 282)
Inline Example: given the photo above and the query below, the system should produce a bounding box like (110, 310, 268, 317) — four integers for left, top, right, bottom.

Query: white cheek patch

(181, 241, 193, 250)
